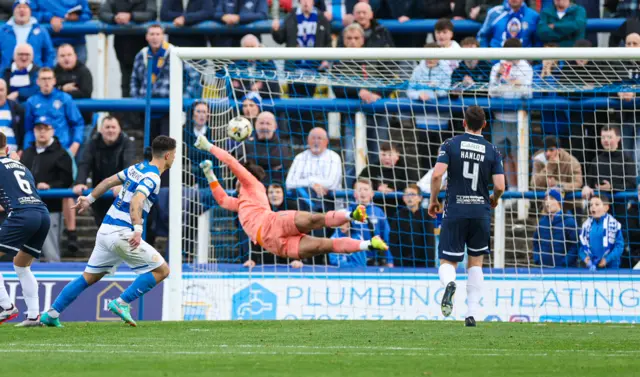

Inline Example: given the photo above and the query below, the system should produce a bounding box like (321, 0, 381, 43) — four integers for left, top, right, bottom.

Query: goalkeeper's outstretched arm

(200, 160, 239, 212)
(194, 135, 259, 190)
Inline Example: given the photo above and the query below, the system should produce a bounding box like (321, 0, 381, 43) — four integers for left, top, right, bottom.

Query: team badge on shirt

(53, 100, 62, 109)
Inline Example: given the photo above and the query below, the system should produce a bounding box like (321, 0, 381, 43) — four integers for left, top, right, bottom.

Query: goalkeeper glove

(194, 135, 213, 151)
(200, 160, 218, 183)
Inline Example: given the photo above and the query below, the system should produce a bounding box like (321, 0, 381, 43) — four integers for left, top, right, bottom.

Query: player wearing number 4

(0, 132, 50, 326)
(428, 106, 505, 327)
(194, 135, 389, 260)
(40, 136, 175, 328)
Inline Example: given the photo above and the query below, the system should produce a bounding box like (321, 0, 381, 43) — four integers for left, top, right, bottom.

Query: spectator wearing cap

(0, 78, 24, 154)
(531, 136, 583, 192)
(160, 0, 214, 48)
(24, 67, 84, 253)
(54, 44, 93, 148)
(214, 0, 268, 47)
(241, 92, 262, 127)
(130, 24, 200, 140)
(2, 43, 39, 103)
(30, 0, 91, 63)
(21, 116, 73, 261)
(532, 188, 579, 267)
(99, 0, 157, 99)
(229, 34, 280, 100)
(73, 115, 134, 227)
(0, 0, 54, 72)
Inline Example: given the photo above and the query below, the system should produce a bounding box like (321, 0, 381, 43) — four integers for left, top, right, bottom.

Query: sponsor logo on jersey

(461, 141, 486, 154)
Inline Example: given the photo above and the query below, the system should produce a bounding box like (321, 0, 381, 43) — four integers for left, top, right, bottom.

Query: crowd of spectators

(1, 0, 639, 271)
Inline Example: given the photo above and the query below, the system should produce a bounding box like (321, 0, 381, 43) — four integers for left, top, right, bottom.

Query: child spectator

(348, 178, 393, 267)
(488, 38, 533, 193)
(328, 223, 368, 268)
(434, 18, 460, 72)
(532, 188, 579, 267)
(390, 184, 436, 268)
(579, 196, 624, 270)
(407, 43, 452, 170)
(243, 183, 302, 268)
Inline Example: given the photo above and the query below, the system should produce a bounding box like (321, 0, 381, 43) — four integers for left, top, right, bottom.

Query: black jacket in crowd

(21, 137, 74, 212)
(99, 0, 157, 65)
(332, 59, 394, 99)
(585, 150, 636, 192)
(75, 132, 136, 187)
(337, 19, 394, 48)
(452, 59, 493, 94)
(183, 126, 213, 187)
(271, 9, 331, 71)
(243, 134, 294, 185)
(358, 156, 420, 194)
(389, 206, 436, 268)
(54, 61, 94, 125)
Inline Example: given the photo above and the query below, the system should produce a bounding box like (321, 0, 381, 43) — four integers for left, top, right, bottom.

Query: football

(227, 116, 253, 142)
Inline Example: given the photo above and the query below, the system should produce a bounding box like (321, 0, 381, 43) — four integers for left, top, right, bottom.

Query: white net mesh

(174, 48, 640, 323)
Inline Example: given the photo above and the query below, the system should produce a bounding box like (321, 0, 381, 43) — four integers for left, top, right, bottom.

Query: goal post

(165, 46, 640, 323)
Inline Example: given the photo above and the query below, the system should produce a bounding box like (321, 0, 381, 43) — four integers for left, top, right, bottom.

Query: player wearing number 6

(194, 135, 389, 261)
(0, 132, 50, 326)
(428, 106, 505, 327)
(40, 136, 175, 328)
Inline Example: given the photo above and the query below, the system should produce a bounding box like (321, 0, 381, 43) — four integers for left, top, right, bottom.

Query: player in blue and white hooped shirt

(0, 132, 50, 327)
(40, 136, 176, 327)
(428, 106, 506, 327)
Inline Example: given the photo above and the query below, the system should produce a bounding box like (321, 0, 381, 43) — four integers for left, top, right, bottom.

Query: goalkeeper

(194, 136, 389, 259)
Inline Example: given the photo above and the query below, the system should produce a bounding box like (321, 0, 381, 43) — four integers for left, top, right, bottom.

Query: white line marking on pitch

(2, 349, 635, 358)
(7, 343, 640, 355)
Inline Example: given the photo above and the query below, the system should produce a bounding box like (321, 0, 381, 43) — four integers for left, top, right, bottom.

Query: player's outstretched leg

(107, 263, 170, 327)
(297, 235, 388, 259)
(41, 272, 106, 327)
(293, 206, 367, 235)
(0, 265, 18, 324)
(464, 256, 484, 327)
(13, 251, 40, 327)
(439, 260, 457, 318)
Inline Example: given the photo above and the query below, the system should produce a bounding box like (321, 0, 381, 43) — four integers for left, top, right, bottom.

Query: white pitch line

(2, 349, 636, 358)
(6, 343, 640, 355)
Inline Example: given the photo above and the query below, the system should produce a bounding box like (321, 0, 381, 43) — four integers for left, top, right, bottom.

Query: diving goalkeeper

(194, 135, 389, 260)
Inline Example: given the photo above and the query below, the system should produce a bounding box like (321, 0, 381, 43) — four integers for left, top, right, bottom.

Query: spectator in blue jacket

(536, 0, 586, 47)
(3, 43, 39, 103)
(477, 0, 540, 48)
(579, 195, 625, 270)
(532, 188, 579, 267)
(23, 67, 83, 154)
(348, 178, 393, 267)
(214, 0, 268, 47)
(0, 0, 54, 72)
(30, 0, 91, 63)
(160, 0, 214, 47)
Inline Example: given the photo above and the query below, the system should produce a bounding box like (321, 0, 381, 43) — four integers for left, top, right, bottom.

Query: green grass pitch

(3, 321, 639, 377)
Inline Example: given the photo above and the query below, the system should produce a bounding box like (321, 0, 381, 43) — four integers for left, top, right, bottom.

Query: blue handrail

(13, 18, 626, 36)
(36, 188, 639, 201)
(73, 97, 639, 113)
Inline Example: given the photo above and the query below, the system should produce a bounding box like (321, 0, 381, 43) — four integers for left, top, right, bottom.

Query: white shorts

(85, 225, 165, 275)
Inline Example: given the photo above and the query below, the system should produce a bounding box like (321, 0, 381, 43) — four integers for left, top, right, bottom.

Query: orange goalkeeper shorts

(256, 210, 304, 259)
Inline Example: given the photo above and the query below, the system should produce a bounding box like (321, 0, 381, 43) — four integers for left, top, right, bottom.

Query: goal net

(165, 47, 640, 323)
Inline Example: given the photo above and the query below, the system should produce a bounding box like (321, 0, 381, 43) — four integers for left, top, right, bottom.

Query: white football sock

(438, 263, 456, 287)
(359, 241, 370, 250)
(0, 272, 12, 309)
(466, 266, 484, 319)
(14, 266, 38, 318)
